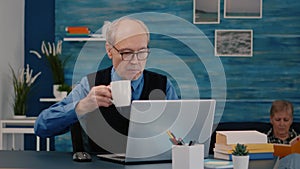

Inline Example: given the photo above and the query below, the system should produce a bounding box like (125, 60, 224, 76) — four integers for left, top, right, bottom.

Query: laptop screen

(124, 99, 216, 162)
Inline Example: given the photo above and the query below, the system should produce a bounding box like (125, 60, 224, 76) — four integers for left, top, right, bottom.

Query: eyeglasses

(111, 45, 150, 61)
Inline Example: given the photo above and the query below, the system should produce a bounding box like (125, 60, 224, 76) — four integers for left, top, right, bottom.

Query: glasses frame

(111, 45, 150, 61)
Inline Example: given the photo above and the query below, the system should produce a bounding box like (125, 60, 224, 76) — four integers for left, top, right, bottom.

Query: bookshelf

(0, 118, 50, 151)
(63, 34, 106, 42)
(63, 37, 105, 42)
(39, 98, 62, 102)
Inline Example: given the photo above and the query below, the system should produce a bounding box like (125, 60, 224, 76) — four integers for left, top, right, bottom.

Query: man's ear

(106, 42, 113, 59)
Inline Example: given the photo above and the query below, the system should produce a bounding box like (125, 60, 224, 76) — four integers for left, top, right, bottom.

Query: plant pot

(59, 91, 68, 99)
(13, 100, 27, 118)
(232, 155, 249, 169)
(53, 84, 68, 99)
(53, 84, 61, 98)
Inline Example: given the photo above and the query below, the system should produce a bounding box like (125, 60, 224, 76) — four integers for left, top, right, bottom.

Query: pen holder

(172, 144, 204, 169)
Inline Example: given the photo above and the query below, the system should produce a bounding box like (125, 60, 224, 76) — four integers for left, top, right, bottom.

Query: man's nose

(129, 53, 139, 63)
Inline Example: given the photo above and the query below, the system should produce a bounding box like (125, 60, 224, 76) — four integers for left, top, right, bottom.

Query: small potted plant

(10, 64, 41, 118)
(57, 83, 72, 99)
(58, 83, 72, 93)
(30, 40, 71, 99)
(232, 143, 249, 169)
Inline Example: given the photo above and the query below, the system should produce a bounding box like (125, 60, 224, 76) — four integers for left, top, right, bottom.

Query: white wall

(0, 0, 24, 119)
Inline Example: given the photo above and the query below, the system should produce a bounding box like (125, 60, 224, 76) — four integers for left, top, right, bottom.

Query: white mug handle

(109, 98, 115, 105)
(107, 86, 114, 105)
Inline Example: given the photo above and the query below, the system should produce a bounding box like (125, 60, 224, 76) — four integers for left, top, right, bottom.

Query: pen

(188, 140, 195, 146)
(178, 138, 185, 145)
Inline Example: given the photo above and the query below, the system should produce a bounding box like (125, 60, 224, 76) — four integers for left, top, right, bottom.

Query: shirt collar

(111, 67, 122, 81)
(111, 67, 143, 91)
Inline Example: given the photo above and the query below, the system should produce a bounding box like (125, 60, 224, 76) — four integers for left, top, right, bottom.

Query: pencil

(167, 130, 175, 139)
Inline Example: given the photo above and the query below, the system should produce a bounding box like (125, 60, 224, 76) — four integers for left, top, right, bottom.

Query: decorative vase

(232, 155, 249, 169)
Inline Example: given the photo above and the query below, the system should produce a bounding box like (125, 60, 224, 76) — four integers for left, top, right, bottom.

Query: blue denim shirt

(34, 67, 178, 138)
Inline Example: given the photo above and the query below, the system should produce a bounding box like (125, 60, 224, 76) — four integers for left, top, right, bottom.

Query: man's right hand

(75, 85, 112, 116)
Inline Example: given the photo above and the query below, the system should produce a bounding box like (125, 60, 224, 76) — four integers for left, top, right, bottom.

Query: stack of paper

(213, 130, 274, 160)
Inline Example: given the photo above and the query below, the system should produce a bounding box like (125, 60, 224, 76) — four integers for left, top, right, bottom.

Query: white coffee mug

(110, 80, 131, 107)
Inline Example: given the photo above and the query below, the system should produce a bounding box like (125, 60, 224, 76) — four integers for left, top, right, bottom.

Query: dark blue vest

(72, 67, 167, 153)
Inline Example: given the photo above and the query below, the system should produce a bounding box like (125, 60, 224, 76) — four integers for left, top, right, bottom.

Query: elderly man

(34, 17, 178, 140)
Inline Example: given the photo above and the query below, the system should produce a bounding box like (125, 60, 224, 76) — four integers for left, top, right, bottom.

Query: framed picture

(215, 29, 253, 57)
(194, 0, 220, 24)
(224, 0, 262, 19)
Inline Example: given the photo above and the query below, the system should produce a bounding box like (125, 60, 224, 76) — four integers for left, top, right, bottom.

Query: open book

(273, 135, 300, 158)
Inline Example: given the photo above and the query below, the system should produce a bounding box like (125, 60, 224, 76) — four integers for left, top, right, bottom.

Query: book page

(290, 135, 300, 146)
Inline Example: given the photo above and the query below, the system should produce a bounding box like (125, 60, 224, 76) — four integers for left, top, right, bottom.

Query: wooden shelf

(39, 98, 62, 102)
(0, 118, 50, 151)
(63, 37, 105, 41)
(63, 34, 105, 42)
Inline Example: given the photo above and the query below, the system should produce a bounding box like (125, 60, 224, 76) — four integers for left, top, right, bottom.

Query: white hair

(105, 17, 150, 45)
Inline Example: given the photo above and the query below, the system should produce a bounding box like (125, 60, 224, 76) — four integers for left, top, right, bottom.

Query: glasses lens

(121, 53, 133, 61)
(137, 52, 149, 60)
(121, 51, 149, 61)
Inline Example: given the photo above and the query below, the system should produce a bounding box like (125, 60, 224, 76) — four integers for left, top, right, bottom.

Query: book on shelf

(214, 143, 274, 153)
(216, 130, 267, 145)
(273, 135, 300, 158)
(213, 151, 275, 161)
(65, 26, 90, 34)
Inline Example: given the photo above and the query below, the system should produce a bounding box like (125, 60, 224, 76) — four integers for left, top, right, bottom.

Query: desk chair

(70, 103, 131, 154)
(70, 121, 109, 154)
(70, 107, 130, 154)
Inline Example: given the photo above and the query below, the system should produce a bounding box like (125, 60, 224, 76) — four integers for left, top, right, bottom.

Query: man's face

(108, 34, 148, 80)
(270, 110, 293, 138)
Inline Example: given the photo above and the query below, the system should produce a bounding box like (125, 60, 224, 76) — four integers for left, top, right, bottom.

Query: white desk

(0, 117, 50, 151)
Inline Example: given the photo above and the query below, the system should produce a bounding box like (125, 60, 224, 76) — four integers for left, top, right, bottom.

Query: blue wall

(25, 0, 55, 151)
(25, 0, 300, 151)
(55, 0, 300, 123)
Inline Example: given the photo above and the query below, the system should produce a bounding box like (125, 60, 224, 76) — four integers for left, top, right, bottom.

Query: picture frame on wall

(215, 29, 253, 57)
(224, 0, 262, 19)
(193, 0, 220, 24)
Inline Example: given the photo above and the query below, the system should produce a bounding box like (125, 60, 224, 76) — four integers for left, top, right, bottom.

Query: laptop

(97, 99, 216, 164)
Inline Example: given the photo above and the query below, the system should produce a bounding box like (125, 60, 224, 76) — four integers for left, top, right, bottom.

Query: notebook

(97, 99, 216, 164)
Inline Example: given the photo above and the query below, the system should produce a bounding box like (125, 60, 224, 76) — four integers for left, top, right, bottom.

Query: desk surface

(0, 151, 277, 169)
